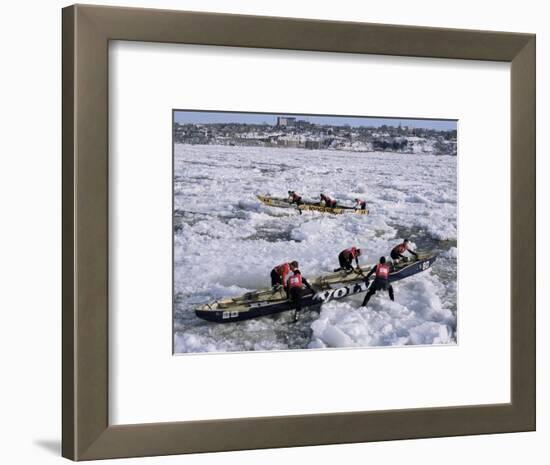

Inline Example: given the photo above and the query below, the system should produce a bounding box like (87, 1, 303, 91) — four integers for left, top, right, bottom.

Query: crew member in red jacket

(390, 239, 418, 263)
(334, 246, 362, 272)
(354, 198, 367, 210)
(286, 269, 314, 322)
(362, 256, 394, 307)
(288, 191, 303, 215)
(320, 193, 337, 208)
(271, 260, 299, 289)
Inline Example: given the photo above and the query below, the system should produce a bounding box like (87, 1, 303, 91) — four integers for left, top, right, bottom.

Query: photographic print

(173, 111, 457, 354)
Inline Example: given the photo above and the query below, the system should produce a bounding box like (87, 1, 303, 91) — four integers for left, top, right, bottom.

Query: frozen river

(173, 145, 457, 353)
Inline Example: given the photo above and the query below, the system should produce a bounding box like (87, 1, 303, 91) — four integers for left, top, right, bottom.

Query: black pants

(338, 253, 353, 271)
(271, 269, 282, 287)
(390, 250, 403, 261)
(289, 286, 303, 311)
(290, 199, 302, 214)
(289, 286, 303, 321)
(362, 279, 394, 306)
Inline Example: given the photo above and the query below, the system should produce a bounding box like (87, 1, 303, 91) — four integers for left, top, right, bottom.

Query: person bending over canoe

(354, 198, 367, 210)
(390, 239, 418, 264)
(320, 193, 337, 208)
(334, 247, 362, 272)
(362, 256, 394, 307)
(271, 260, 299, 290)
(286, 269, 314, 323)
(288, 190, 303, 215)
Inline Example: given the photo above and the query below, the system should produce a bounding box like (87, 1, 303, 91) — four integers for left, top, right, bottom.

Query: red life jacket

(274, 263, 291, 287)
(375, 263, 390, 279)
(275, 263, 290, 275)
(393, 243, 407, 254)
(291, 193, 301, 202)
(343, 247, 358, 260)
(288, 274, 302, 289)
(321, 194, 334, 205)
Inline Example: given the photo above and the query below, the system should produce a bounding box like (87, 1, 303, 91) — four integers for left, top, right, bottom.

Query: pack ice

(173, 145, 457, 353)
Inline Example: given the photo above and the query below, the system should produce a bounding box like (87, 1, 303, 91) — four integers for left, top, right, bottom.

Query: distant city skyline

(174, 110, 457, 131)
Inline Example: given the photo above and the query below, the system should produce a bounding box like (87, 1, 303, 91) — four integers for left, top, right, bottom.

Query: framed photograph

(62, 4, 536, 461)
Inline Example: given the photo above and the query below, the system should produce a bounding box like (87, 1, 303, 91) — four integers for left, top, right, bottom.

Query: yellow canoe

(256, 195, 369, 215)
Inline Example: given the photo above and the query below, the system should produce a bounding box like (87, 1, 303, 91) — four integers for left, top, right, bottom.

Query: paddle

(353, 267, 365, 277)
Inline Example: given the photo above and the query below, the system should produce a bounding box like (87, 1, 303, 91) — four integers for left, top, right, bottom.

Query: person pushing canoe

(334, 246, 362, 272)
(271, 260, 299, 290)
(288, 190, 303, 215)
(320, 193, 337, 208)
(354, 198, 367, 210)
(390, 239, 418, 264)
(362, 256, 395, 307)
(286, 268, 314, 322)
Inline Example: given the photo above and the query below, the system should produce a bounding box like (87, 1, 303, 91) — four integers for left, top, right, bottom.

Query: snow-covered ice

(173, 145, 457, 353)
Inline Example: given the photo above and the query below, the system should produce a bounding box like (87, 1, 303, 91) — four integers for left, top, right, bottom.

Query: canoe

(256, 195, 369, 215)
(195, 254, 436, 322)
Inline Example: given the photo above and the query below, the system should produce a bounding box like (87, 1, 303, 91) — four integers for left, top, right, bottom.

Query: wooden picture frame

(62, 4, 536, 460)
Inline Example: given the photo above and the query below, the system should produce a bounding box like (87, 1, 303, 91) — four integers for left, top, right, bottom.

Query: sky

(174, 110, 457, 131)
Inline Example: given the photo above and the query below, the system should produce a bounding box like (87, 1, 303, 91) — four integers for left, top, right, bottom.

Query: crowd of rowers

(270, 239, 418, 322)
(288, 190, 367, 214)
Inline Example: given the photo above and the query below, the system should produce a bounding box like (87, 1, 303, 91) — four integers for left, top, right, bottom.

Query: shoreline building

(276, 116, 296, 128)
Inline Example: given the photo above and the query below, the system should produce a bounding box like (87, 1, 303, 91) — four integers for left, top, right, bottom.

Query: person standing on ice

(320, 193, 337, 208)
(271, 260, 299, 290)
(390, 239, 418, 264)
(334, 247, 362, 272)
(362, 256, 395, 307)
(354, 198, 367, 210)
(288, 190, 303, 215)
(286, 269, 314, 323)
